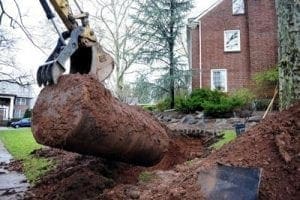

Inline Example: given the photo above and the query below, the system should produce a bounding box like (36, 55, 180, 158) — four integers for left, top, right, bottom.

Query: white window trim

(16, 98, 26, 106)
(211, 69, 228, 92)
(224, 30, 241, 52)
(232, 0, 245, 15)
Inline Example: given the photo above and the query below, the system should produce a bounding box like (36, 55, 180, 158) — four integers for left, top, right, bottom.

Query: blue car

(11, 118, 31, 128)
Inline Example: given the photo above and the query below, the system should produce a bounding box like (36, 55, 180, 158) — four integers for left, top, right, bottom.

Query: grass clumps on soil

(138, 171, 155, 182)
(0, 128, 53, 183)
(211, 130, 236, 149)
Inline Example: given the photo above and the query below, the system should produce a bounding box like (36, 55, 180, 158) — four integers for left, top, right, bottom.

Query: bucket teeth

(37, 66, 43, 87)
(37, 61, 65, 87)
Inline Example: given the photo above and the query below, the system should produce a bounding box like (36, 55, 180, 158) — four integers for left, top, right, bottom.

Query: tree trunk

(276, 0, 300, 109)
(32, 74, 170, 166)
(169, 0, 175, 109)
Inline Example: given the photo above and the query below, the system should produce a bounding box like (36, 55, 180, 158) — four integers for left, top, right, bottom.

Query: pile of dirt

(25, 133, 208, 199)
(102, 102, 300, 200)
(25, 148, 117, 200)
(26, 96, 299, 199)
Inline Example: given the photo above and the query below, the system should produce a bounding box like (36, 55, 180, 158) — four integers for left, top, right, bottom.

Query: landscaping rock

(248, 116, 262, 123)
(195, 112, 204, 119)
(180, 115, 197, 125)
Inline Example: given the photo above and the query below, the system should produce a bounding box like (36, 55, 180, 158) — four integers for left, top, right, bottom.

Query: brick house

(0, 82, 33, 120)
(187, 0, 278, 92)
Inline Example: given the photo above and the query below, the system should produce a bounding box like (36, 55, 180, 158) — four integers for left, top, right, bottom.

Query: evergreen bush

(23, 109, 32, 118)
(156, 88, 255, 117)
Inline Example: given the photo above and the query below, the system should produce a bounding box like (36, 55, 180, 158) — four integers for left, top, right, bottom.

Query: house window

(232, 0, 245, 15)
(211, 69, 227, 92)
(16, 98, 26, 106)
(14, 109, 22, 118)
(224, 30, 241, 52)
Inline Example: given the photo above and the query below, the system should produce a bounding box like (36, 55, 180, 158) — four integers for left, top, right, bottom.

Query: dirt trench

(102, 102, 300, 200)
(24, 132, 209, 200)
(26, 103, 300, 199)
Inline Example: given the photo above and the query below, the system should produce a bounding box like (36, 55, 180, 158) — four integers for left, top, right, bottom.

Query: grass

(0, 128, 53, 183)
(211, 130, 237, 149)
(138, 171, 154, 182)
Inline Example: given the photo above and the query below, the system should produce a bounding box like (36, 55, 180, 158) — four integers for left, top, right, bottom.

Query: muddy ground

(24, 102, 299, 200)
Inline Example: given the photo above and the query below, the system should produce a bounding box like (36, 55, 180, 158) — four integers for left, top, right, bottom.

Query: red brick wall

(200, 0, 251, 91)
(189, 26, 200, 89)
(191, 0, 278, 92)
(247, 0, 278, 76)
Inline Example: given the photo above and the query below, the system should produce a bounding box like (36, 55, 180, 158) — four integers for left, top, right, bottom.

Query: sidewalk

(0, 127, 16, 131)
(0, 141, 29, 200)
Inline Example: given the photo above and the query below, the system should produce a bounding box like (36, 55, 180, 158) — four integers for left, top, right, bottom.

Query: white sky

(2, 0, 218, 95)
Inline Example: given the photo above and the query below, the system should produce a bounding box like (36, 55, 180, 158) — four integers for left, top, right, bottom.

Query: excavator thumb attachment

(37, 27, 114, 87)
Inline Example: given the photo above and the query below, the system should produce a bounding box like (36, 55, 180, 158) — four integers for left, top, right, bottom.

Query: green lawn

(211, 130, 237, 149)
(0, 128, 53, 183)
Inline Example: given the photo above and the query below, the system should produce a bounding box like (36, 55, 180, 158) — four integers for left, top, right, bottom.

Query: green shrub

(229, 88, 255, 108)
(156, 95, 188, 111)
(176, 96, 201, 113)
(156, 98, 172, 111)
(253, 67, 278, 86)
(141, 104, 156, 111)
(156, 88, 255, 116)
(24, 109, 32, 118)
(202, 96, 235, 117)
(202, 89, 255, 117)
(190, 88, 223, 101)
(176, 88, 224, 113)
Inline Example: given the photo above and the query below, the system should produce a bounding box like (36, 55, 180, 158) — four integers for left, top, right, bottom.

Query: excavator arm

(37, 0, 114, 87)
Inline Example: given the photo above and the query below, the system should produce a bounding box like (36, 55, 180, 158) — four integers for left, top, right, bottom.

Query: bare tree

(0, 0, 40, 86)
(81, 0, 149, 97)
(0, 30, 32, 85)
(0, 0, 46, 54)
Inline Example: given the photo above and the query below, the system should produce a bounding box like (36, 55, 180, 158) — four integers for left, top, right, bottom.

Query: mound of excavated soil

(25, 148, 117, 200)
(26, 100, 299, 199)
(103, 102, 300, 200)
(25, 133, 208, 200)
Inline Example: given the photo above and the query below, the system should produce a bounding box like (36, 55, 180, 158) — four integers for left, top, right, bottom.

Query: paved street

(0, 141, 29, 200)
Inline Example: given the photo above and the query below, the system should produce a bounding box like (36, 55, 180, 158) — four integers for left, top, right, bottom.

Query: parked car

(11, 118, 31, 128)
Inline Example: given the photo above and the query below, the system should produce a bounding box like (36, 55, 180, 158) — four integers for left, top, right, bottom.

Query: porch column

(9, 97, 14, 119)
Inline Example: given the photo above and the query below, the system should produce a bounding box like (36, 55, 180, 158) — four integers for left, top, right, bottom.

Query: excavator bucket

(70, 42, 114, 83)
(37, 37, 114, 87)
(37, 0, 114, 87)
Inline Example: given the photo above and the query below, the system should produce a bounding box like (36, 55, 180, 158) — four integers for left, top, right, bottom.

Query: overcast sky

(2, 0, 218, 93)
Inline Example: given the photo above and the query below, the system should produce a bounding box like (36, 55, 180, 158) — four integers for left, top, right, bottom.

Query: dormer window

(232, 0, 245, 15)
